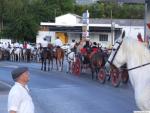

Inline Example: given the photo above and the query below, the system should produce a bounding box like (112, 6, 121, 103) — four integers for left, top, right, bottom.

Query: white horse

(14, 48, 22, 62)
(107, 31, 150, 110)
(65, 47, 76, 73)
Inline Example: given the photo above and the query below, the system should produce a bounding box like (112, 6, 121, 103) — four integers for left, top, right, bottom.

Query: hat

(93, 42, 97, 45)
(11, 67, 28, 80)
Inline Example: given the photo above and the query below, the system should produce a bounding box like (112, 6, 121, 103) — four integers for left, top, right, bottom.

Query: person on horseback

(92, 42, 98, 52)
(70, 39, 76, 52)
(14, 41, 20, 48)
(54, 37, 63, 48)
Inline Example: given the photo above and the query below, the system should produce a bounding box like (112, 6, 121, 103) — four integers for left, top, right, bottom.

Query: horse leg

(44, 58, 46, 71)
(56, 59, 58, 70)
(61, 59, 63, 71)
(51, 59, 53, 70)
(90, 64, 94, 80)
(48, 59, 50, 71)
(41, 58, 43, 70)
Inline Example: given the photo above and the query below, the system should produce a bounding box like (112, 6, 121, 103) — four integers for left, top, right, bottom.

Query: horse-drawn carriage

(67, 45, 129, 87)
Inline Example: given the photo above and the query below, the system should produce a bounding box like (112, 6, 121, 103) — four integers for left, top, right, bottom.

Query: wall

(55, 14, 78, 24)
(36, 31, 55, 44)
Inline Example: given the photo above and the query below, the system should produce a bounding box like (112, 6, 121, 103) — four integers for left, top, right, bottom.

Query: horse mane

(122, 37, 150, 64)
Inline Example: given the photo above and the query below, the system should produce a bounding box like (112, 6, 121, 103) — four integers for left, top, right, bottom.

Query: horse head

(108, 31, 126, 68)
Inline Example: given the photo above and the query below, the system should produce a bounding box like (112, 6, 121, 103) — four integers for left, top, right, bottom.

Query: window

(99, 34, 108, 41)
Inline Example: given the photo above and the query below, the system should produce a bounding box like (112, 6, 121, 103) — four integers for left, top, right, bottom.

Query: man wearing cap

(8, 67, 34, 113)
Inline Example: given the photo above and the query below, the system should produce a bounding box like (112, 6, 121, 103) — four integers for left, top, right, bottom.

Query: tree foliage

(0, 0, 144, 42)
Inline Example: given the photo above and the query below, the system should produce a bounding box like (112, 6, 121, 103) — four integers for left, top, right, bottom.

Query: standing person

(8, 67, 34, 113)
(54, 37, 63, 48)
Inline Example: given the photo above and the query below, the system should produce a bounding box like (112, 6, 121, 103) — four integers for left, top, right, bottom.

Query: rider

(70, 39, 76, 52)
(14, 41, 20, 48)
(92, 42, 98, 52)
(54, 37, 63, 48)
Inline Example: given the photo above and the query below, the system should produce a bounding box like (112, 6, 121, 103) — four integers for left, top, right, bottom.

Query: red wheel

(121, 69, 129, 84)
(98, 68, 106, 84)
(110, 68, 120, 87)
(74, 58, 81, 76)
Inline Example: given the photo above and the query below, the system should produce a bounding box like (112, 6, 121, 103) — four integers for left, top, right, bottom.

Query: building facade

(37, 13, 144, 48)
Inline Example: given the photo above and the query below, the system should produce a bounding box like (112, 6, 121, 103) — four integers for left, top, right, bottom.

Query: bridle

(107, 40, 123, 66)
(108, 38, 150, 72)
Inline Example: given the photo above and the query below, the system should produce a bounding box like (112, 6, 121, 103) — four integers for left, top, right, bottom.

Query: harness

(108, 40, 150, 72)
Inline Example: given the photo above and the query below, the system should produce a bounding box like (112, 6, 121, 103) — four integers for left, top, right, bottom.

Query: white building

(37, 13, 144, 48)
(38, 13, 122, 48)
(55, 13, 81, 25)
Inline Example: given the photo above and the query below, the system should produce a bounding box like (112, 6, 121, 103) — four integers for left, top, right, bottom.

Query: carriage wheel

(110, 68, 120, 87)
(121, 69, 129, 84)
(98, 68, 106, 84)
(74, 58, 81, 76)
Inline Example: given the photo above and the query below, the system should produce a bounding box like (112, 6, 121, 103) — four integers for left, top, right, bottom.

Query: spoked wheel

(120, 69, 129, 84)
(98, 68, 106, 84)
(110, 68, 120, 87)
(74, 58, 81, 76)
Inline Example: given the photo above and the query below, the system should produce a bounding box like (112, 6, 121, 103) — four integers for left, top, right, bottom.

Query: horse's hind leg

(61, 59, 63, 71)
(41, 58, 44, 70)
(56, 59, 58, 70)
(44, 59, 46, 71)
(48, 59, 50, 71)
(51, 59, 53, 70)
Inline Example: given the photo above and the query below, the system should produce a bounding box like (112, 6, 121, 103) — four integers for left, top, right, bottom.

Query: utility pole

(82, 10, 89, 39)
(111, 10, 115, 46)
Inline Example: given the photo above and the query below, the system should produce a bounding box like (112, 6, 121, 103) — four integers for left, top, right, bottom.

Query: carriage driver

(54, 37, 63, 48)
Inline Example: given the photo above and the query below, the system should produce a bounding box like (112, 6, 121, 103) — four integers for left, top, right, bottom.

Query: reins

(120, 62, 150, 71)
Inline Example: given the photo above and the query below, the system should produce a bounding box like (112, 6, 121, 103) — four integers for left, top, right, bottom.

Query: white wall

(36, 31, 55, 44)
(67, 33, 81, 43)
(55, 14, 80, 24)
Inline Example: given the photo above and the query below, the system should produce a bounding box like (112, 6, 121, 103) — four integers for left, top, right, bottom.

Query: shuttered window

(99, 34, 108, 41)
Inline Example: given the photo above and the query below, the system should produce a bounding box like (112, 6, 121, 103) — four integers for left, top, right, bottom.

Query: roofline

(40, 22, 122, 28)
(56, 13, 82, 19)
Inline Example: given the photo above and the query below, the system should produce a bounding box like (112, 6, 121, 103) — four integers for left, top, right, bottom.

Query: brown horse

(89, 49, 107, 80)
(41, 44, 53, 71)
(54, 47, 64, 71)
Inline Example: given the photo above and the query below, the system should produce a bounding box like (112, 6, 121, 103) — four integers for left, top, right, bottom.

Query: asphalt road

(0, 61, 138, 113)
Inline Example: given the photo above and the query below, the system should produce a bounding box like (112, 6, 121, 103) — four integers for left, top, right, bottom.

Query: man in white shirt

(8, 67, 34, 113)
(14, 42, 20, 48)
(54, 37, 63, 48)
(70, 39, 76, 49)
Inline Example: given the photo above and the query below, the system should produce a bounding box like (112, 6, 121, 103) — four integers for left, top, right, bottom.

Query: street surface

(0, 61, 138, 113)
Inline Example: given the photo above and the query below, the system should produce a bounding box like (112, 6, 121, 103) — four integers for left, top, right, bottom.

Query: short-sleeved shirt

(70, 42, 76, 49)
(8, 82, 34, 113)
(55, 39, 63, 47)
